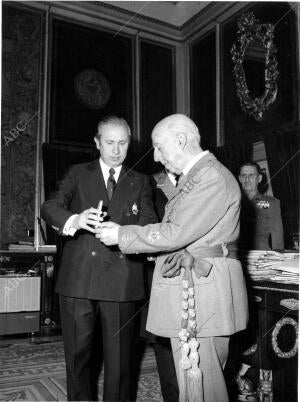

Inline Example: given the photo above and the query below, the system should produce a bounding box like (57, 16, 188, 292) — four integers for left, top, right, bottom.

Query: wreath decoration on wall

(231, 12, 279, 121)
(271, 317, 298, 359)
(242, 342, 258, 356)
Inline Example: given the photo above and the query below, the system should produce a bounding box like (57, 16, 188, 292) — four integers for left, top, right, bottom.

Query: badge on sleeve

(148, 230, 161, 242)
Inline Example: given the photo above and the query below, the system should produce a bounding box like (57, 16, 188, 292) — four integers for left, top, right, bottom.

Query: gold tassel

(187, 338, 204, 402)
(179, 357, 188, 402)
(178, 336, 192, 402)
(179, 341, 191, 402)
(178, 252, 204, 402)
(187, 368, 204, 402)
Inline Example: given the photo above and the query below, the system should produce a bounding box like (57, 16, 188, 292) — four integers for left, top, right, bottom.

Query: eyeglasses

(239, 174, 258, 181)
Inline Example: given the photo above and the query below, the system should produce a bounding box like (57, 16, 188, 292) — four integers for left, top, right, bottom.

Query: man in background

(239, 161, 284, 250)
(97, 114, 248, 402)
(41, 116, 157, 401)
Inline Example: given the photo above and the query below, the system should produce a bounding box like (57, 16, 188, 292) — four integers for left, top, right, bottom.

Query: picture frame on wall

(49, 18, 134, 146)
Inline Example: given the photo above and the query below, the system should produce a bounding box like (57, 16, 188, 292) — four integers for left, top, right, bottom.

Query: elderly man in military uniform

(96, 114, 248, 402)
(238, 162, 284, 250)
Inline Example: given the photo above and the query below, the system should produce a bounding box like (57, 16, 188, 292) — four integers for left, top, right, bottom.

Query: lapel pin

(132, 203, 138, 215)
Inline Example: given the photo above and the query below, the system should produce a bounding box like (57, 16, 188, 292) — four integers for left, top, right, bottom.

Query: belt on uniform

(161, 242, 239, 278)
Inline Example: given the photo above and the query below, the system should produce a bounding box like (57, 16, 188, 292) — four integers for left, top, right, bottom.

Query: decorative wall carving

(74, 69, 111, 109)
(231, 12, 279, 121)
(222, 2, 297, 142)
(1, 5, 42, 246)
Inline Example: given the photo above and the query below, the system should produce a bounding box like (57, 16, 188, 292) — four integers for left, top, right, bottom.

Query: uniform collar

(182, 150, 209, 176)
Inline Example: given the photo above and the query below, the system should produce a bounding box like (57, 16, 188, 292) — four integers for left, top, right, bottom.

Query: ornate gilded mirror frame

(231, 12, 279, 121)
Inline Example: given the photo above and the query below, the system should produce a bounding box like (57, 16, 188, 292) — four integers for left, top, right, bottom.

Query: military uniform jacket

(240, 193, 284, 250)
(118, 152, 249, 338)
(141, 172, 173, 341)
(41, 159, 157, 301)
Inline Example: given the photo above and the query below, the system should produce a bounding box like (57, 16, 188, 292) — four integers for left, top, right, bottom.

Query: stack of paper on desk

(243, 250, 299, 284)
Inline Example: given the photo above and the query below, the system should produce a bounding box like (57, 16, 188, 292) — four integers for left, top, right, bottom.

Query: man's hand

(73, 208, 105, 233)
(95, 222, 120, 245)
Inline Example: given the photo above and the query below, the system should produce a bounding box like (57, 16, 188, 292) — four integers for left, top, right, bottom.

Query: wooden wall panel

(1, 4, 43, 246)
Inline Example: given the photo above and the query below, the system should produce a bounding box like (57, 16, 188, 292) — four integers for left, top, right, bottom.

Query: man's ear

(258, 174, 263, 184)
(177, 132, 187, 149)
(94, 136, 100, 150)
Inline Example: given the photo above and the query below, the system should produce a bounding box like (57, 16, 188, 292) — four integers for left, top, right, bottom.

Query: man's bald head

(152, 114, 200, 147)
(151, 114, 202, 174)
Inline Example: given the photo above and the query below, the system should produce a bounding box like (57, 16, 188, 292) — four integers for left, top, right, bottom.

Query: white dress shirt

(99, 158, 122, 185)
(166, 171, 178, 187)
(62, 159, 122, 236)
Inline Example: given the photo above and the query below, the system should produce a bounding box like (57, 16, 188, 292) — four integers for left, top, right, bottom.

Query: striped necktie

(107, 168, 116, 201)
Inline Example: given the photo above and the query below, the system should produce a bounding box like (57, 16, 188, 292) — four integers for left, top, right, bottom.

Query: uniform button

(91, 251, 96, 256)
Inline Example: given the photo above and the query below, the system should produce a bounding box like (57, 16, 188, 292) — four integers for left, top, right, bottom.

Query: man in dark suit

(41, 116, 157, 401)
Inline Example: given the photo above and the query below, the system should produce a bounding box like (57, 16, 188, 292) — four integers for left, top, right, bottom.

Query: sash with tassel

(161, 250, 212, 402)
(161, 243, 238, 401)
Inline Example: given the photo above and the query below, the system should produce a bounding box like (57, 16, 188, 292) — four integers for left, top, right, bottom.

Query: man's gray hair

(168, 115, 200, 142)
(96, 116, 131, 139)
(154, 114, 201, 145)
(239, 161, 262, 176)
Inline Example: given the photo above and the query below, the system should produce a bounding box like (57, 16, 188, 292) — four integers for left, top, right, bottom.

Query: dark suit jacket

(41, 159, 157, 301)
(239, 193, 284, 250)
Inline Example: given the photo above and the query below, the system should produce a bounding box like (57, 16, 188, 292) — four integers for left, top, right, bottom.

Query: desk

(242, 281, 298, 402)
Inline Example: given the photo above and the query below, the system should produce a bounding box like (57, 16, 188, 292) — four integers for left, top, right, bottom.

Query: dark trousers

(59, 295, 135, 401)
(153, 337, 179, 402)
